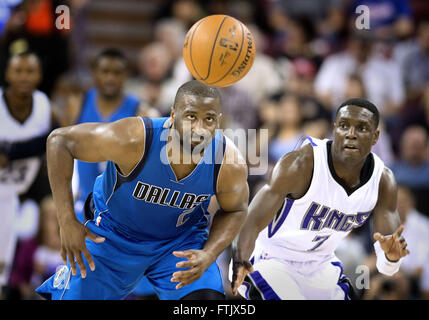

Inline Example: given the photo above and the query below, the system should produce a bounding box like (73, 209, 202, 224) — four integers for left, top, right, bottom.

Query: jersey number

(0, 163, 28, 184)
(307, 235, 330, 251)
(176, 208, 194, 227)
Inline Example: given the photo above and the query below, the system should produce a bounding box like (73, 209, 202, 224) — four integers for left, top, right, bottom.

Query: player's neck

(96, 92, 124, 116)
(4, 88, 33, 123)
(166, 134, 203, 180)
(330, 151, 366, 188)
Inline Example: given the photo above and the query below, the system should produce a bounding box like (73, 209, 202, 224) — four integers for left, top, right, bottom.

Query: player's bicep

(373, 167, 401, 236)
(50, 117, 144, 166)
(216, 163, 249, 213)
(247, 146, 313, 230)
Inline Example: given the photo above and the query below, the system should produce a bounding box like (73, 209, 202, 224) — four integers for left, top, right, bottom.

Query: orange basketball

(183, 15, 255, 87)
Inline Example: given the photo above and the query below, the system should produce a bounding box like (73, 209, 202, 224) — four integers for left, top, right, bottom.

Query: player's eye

(206, 117, 214, 122)
(339, 122, 348, 129)
(186, 114, 196, 120)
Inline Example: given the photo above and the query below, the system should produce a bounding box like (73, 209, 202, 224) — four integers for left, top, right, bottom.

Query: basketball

(183, 15, 255, 87)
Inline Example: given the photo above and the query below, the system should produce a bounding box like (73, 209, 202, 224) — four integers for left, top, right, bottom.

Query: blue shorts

(36, 214, 223, 300)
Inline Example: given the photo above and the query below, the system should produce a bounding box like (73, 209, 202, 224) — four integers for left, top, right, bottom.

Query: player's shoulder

(216, 135, 248, 190)
(222, 135, 247, 173)
(378, 165, 397, 192)
(277, 140, 314, 175)
(109, 116, 146, 146)
(33, 89, 51, 107)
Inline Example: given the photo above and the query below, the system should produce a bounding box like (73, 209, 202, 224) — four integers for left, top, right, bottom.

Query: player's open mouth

(344, 145, 358, 151)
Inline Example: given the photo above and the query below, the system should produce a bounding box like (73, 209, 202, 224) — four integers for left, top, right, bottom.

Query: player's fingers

(173, 250, 196, 259)
(85, 229, 105, 243)
(61, 248, 67, 265)
(175, 272, 200, 289)
(67, 252, 77, 276)
(232, 273, 246, 296)
(176, 259, 197, 269)
(74, 251, 87, 278)
(373, 233, 385, 242)
(171, 268, 198, 281)
(394, 225, 405, 238)
(232, 267, 248, 295)
(81, 247, 96, 272)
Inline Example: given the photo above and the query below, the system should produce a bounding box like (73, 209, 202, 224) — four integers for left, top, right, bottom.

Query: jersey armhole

(289, 136, 318, 202)
(213, 132, 227, 194)
(113, 116, 154, 191)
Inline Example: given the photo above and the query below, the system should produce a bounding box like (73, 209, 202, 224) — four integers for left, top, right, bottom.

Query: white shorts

(233, 254, 352, 300)
(0, 195, 19, 286)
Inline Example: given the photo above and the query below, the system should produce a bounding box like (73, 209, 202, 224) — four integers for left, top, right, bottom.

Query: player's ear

(373, 128, 380, 146)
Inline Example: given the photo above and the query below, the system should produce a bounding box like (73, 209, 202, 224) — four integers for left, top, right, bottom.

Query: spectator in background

(127, 42, 187, 116)
(314, 31, 405, 120)
(392, 125, 429, 216)
(156, 0, 204, 30)
(218, 85, 259, 131)
(397, 185, 429, 299)
(0, 52, 51, 297)
(397, 20, 429, 139)
(402, 20, 429, 97)
(234, 24, 282, 106)
(267, 93, 304, 164)
(284, 58, 331, 140)
(267, 0, 347, 58)
(153, 19, 192, 99)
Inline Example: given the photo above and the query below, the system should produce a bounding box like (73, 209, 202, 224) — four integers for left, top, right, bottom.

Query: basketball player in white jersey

(231, 98, 410, 300)
(0, 52, 51, 294)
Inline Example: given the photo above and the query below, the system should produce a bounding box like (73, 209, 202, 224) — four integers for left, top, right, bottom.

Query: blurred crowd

(1, 0, 429, 300)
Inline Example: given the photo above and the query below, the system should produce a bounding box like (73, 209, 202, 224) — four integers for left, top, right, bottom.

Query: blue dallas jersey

(36, 119, 227, 300)
(90, 117, 226, 241)
(76, 88, 139, 203)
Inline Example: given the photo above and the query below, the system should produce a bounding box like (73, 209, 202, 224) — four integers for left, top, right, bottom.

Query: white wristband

(373, 240, 402, 276)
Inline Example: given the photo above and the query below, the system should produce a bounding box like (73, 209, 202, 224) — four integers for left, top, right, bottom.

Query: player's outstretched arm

(231, 144, 313, 295)
(372, 167, 410, 274)
(171, 138, 249, 290)
(46, 117, 145, 278)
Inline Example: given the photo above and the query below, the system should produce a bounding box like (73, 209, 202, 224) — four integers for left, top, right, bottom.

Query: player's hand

(231, 260, 254, 296)
(59, 218, 105, 279)
(373, 225, 410, 262)
(170, 249, 214, 289)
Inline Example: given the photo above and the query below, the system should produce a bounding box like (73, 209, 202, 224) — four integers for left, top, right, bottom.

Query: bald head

(173, 80, 221, 111)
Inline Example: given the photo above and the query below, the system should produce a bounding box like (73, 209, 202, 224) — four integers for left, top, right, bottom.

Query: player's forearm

(234, 185, 284, 261)
(46, 128, 78, 226)
(233, 219, 260, 262)
(203, 209, 247, 263)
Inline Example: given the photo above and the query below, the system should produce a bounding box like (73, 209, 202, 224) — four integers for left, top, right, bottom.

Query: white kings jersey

(0, 88, 51, 198)
(254, 137, 385, 263)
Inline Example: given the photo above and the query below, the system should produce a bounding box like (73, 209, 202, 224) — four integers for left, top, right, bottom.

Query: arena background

(0, 0, 429, 300)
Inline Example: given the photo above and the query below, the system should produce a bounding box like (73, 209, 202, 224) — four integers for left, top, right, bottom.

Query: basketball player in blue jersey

(231, 98, 410, 300)
(36, 80, 249, 300)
